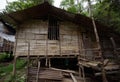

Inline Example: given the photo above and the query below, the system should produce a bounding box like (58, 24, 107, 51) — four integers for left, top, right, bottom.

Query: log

(70, 73, 77, 82)
(50, 67, 79, 74)
(95, 71, 119, 76)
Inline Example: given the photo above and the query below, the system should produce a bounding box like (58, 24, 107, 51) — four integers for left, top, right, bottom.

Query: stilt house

(3, 2, 120, 82)
(0, 19, 15, 52)
(0, 37, 14, 52)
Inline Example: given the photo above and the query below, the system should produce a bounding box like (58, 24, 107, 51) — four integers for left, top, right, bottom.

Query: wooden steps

(27, 67, 63, 82)
(27, 67, 93, 82)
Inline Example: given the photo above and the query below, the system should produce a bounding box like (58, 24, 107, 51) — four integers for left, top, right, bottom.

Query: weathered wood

(26, 42, 30, 82)
(15, 20, 80, 57)
(12, 31, 18, 77)
(28, 67, 63, 81)
(50, 68, 78, 74)
(70, 73, 77, 82)
(36, 61, 41, 82)
(13, 56, 17, 77)
(95, 71, 119, 76)
(88, 0, 108, 81)
(110, 37, 120, 61)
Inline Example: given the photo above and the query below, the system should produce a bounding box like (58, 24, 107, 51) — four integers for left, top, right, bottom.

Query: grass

(0, 52, 13, 62)
(0, 59, 27, 74)
(0, 59, 27, 82)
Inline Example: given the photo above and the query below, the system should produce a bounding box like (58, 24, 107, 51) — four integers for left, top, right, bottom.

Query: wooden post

(48, 58, 51, 67)
(45, 58, 48, 67)
(77, 27, 81, 57)
(81, 66, 86, 82)
(36, 61, 41, 82)
(46, 21, 48, 67)
(59, 34, 62, 56)
(110, 37, 119, 59)
(13, 56, 17, 77)
(12, 31, 18, 78)
(26, 42, 30, 82)
(87, 0, 108, 82)
(78, 65, 86, 82)
(110, 37, 120, 67)
(70, 73, 77, 82)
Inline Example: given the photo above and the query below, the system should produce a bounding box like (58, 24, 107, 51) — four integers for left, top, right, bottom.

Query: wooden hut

(0, 20, 15, 53)
(0, 37, 14, 52)
(3, 2, 120, 82)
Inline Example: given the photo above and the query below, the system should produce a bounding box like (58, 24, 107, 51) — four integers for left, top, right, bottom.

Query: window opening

(48, 17, 59, 40)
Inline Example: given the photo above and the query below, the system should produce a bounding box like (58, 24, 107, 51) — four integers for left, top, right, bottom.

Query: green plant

(0, 52, 13, 62)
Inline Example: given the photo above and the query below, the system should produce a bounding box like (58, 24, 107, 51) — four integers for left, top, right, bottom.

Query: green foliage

(0, 59, 26, 74)
(0, 59, 26, 82)
(93, 0, 120, 32)
(60, 0, 120, 32)
(4, 0, 54, 13)
(0, 53, 13, 62)
(4, 69, 26, 82)
(60, 0, 82, 13)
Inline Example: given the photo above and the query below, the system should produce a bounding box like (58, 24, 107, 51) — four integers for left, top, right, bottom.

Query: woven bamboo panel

(47, 40, 59, 55)
(15, 20, 81, 56)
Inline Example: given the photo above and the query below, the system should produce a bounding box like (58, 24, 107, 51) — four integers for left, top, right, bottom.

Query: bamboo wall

(15, 20, 81, 57)
(0, 37, 3, 47)
(0, 38, 13, 52)
(14, 19, 114, 59)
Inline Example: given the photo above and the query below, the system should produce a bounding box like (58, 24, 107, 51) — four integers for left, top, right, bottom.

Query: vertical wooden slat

(26, 42, 30, 82)
(46, 21, 48, 66)
(58, 22, 61, 56)
(77, 26, 81, 56)
(36, 61, 41, 82)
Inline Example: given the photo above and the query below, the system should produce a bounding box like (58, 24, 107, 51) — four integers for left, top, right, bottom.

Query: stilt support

(13, 56, 17, 76)
(36, 60, 41, 82)
(79, 65, 86, 82)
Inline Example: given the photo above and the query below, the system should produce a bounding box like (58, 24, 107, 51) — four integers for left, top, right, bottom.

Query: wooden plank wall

(16, 20, 47, 56)
(60, 22, 79, 55)
(15, 20, 80, 57)
(0, 37, 3, 46)
(14, 19, 114, 60)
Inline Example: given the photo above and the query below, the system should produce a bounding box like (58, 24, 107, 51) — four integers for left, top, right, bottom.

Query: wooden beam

(50, 67, 78, 74)
(95, 71, 119, 76)
(70, 73, 77, 82)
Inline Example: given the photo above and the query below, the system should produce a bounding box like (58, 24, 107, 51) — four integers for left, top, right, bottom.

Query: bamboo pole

(87, 0, 108, 82)
(76, 12, 86, 81)
(36, 61, 41, 82)
(13, 56, 17, 77)
(70, 73, 78, 82)
(26, 42, 30, 82)
(110, 37, 120, 69)
(12, 30, 18, 78)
